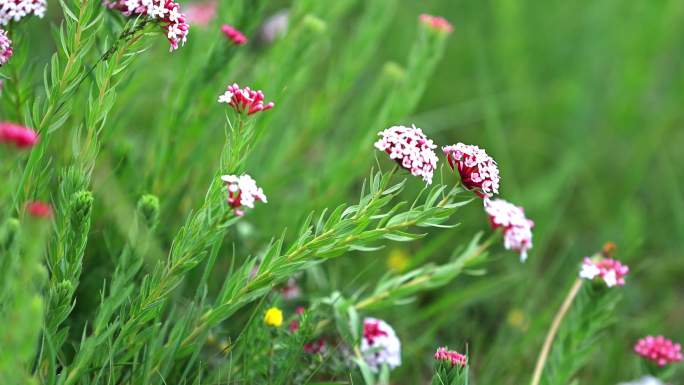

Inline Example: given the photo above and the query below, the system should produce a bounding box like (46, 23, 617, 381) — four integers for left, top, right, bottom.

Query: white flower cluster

(0, 28, 11, 65)
(484, 198, 534, 262)
(221, 174, 267, 216)
(360, 317, 402, 373)
(617, 377, 664, 385)
(374, 125, 438, 184)
(443, 143, 500, 197)
(0, 0, 46, 25)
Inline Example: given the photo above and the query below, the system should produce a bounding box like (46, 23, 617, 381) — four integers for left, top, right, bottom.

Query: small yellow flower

(264, 307, 283, 327)
(506, 308, 528, 331)
(387, 248, 410, 273)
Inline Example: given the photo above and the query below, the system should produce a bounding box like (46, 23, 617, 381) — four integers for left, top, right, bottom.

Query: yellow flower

(387, 248, 410, 273)
(506, 308, 528, 331)
(264, 307, 283, 327)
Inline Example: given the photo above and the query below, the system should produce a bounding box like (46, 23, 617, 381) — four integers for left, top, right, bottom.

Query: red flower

(26, 201, 52, 218)
(0, 122, 39, 149)
(221, 24, 248, 45)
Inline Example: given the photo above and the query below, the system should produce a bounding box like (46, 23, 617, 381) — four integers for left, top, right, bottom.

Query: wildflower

(103, 0, 189, 51)
(295, 306, 306, 315)
(185, 0, 215, 27)
(419, 14, 453, 34)
(634, 335, 683, 367)
(361, 317, 401, 372)
(288, 319, 300, 333)
(579, 257, 629, 287)
(221, 24, 247, 45)
(618, 377, 665, 385)
(374, 125, 438, 184)
(304, 338, 326, 354)
(434, 347, 467, 367)
(443, 143, 500, 197)
(387, 248, 410, 273)
(0, 0, 47, 25)
(0, 28, 12, 65)
(25, 201, 52, 218)
(218, 83, 275, 115)
(280, 278, 301, 300)
(264, 307, 283, 327)
(220, 174, 267, 216)
(0, 122, 39, 148)
(506, 308, 528, 331)
(484, 198, 534, 261)
(257, 10, 289, 44)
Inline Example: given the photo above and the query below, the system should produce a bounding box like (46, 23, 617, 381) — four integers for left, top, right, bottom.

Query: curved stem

(529, 278, 583, 385)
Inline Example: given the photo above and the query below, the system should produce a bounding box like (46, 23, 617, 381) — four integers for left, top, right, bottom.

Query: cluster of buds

(0, 0, 47, 25)
(484, 198, 534, 261)
(434, 347, 467, 367)
(103, 0, 189, 51)
(0, 122, 38, 148)
(218, 83, 275, 115)
(221, 24, 247, 45)
(0, 28, 12, 65)
(419, 13, 453, 34)
(361, 317, 402, 372)
(374, 125, 439, 184)
(634, 336, 682, 367)
(443, 143, 500, 197)
(579, 256, 629, 287)
(220, 174, 266, 216)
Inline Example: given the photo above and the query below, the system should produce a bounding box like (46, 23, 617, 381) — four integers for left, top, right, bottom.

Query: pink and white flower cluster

(374, 125, 439, 184)
(221, 24, 247, 45)
(634, 335, 682, 367)
(579, 257, 629, 287)
(218, 83, 275, 115)
(221, 174, 267, 216)
(484, 198, 534, 261)
(419, 13, 453, 34)
(443, 143, 500, 197)
(0, 121, 38, 148)
(434, 347, 467, 367)
(0, 28, 11, 65)
(361, 317, 401, 372)
(104, 0, 189, 51)
(0, 0, 46, 25)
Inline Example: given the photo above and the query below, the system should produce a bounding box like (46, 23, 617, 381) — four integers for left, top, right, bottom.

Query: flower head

(434, 347, 467, 367)
(104, 0, 189, 51)
(185, 0, 215, 27)
(443, 143, 500, 197)
(361, 317, 401, 372)
(304, 338, 326, 354)
(484, 198, 534, 261)
(419, 14, 453, 34)
(618, 376, 665, 385)
(0, 0, 47, 25)
(264, 307, 283, 327)
(220, 174, 266, 216)
(257, 10, 289, 44)
(0, 122, 39, 148)
(0, 28, 12, 65)
(221, 24, 247, 45)
(280, 277, 301, 300)
(579, 257, 629, 287)
(374, 125, 438, 184)
(634, 336, 682, 367)
(218, 83, 274, 115)
(25, 201, 52, 218)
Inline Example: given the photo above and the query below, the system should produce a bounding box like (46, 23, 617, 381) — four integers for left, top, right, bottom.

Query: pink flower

(185, 0, 216, 27)
(579, 257, 629, 287)
(434, 347, 467, 367)
(634, 336, 683, 367)
(104, 0, 189, 51)
(221, 24, 248, 45)
(218, 83, 274, 115)
(361, 318, 401, 372)
(288, 319, 300, 333)
(295, 306, 306, 315)
(304, 338, 326, 354)
(484, 198, 534, 261)
(280, 278, 301, 300)
(443, 143, 500, 197)
(419, 14, 453, 34)
(25, 201, 52, 218)
(0, 0, 47, 25)
(374, 125, 439, 184)
(220, 174, 267, 216)
(0, 122, 39, 148)
(0, 28, 12, 66)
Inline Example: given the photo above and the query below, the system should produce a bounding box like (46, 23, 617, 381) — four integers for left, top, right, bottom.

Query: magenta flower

(579, 257, 629, 287)
(0, 28, 12, 66)
(221, 24, 248, 45)
(484, 198, 534, 262)
(25, 201, 52, 218)
(434, 347, 467, 367)
(218, 83, 274, 115)
(220, 174, 267, 216)
(374, 125, 439, 184)
(0, 0, 47, 25)
(634, 336, 683, 367)
(303, 338, 326, 354)
(0, 122, 39, 148)
(104, 0, 189, 51)
(419, 14, 453, 34)
(361, 318, 401, 372)
(443, 143, 500, 197)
